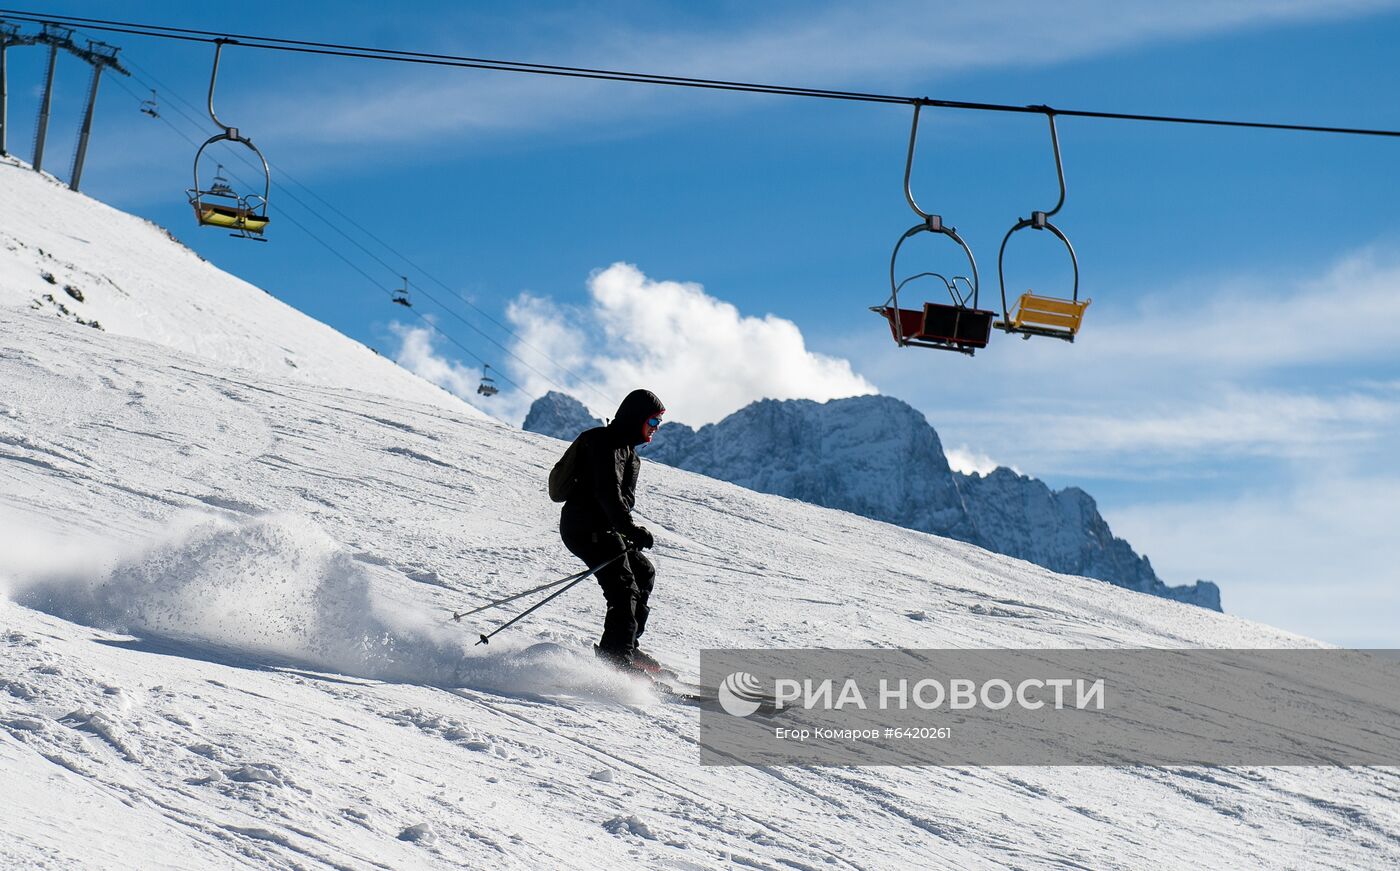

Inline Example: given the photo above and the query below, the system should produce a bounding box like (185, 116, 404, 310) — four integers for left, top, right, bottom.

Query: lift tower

(31, 22, 75, 173)
(0, 20, 36, 156)
(68, 38, 127, 192)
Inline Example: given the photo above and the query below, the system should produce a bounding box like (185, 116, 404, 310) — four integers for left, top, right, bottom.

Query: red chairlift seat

(874, 302, 994, 353)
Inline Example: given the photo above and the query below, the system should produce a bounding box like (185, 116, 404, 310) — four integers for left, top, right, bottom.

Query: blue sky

(4, 1, 1399, 645)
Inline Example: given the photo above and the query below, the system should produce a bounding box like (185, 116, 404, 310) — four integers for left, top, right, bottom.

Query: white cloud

(912, 383, 1400, 486)
(945, 445, 1004, 476)
(390, 263, 875, 426)
(1086, 247, 1400, 369)
(505, 263, 875, 425)
(388, 320, 533, 422)
(390, 320, 483, 396)
(1106, 467, 1400, 645)
(1031, 388, 1399, 462)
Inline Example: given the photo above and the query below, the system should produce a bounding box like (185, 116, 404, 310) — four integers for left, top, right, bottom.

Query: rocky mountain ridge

(524, 391, 1221, 610)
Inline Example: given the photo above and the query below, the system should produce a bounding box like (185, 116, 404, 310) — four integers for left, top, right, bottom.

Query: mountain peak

(521, 391, 603, 441)
(525, 391, 1223, 610)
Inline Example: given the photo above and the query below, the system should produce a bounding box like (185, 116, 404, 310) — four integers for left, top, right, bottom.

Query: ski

(647, 673, 786, 718)
(594, 650, 788, 717)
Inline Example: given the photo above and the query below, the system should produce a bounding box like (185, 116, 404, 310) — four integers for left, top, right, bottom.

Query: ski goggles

(646, 416, 664, 427)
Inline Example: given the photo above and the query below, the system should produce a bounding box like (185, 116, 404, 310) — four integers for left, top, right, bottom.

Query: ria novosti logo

(715, 668, 1107, 718)
(717, 672, 767, 717)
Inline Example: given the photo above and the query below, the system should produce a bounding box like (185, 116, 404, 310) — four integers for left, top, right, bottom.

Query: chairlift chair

(139, 89, 159, 118)
(391, 276, 412, 307)
(477, 364, 499, 397)
(993, 110, 1091, 342)
(186, 40, 270, 241)
(872, 103, 994, 355)
(208, 165, 234, 195)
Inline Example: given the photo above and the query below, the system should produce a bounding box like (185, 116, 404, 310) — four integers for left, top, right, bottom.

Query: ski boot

(594, 644, 649, 675)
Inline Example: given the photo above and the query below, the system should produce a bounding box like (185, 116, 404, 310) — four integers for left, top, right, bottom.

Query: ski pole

(475, 548, 633, 646)
(449, 565, 597, 622)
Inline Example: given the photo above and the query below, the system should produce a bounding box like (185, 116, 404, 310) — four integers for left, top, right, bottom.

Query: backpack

(548, 438, 583, 503)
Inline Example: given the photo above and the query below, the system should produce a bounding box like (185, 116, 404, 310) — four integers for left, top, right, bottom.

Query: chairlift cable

(115, 49, 615, 409)
(39, 12, 1400, 370)
(254, 164, 615, 407)
(264, 173, 593, 399)
(5, 8, 1400, 139)
(107, 71, 525, 394)
(114, 52, 598, 404)
(271, 205, 528, 392)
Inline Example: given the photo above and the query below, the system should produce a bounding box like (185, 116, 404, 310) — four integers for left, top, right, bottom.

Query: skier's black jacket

(559, 389, 664, 542)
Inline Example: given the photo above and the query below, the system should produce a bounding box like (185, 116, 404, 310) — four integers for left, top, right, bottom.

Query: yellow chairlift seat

(995, 290, 1090, 341)
(191, 194, 269, 235)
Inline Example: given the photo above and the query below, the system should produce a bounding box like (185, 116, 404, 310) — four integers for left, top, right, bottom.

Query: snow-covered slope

(5, 310, 1400, 869)
(0, 157, 471, 414)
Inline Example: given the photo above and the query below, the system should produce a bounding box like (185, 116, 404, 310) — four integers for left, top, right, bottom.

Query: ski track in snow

(1, 160, 1398, 868)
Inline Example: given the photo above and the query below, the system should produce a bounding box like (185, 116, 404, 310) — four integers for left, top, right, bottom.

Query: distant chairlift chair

(477, 365, 499, 397)
(140, 89, 160, 118)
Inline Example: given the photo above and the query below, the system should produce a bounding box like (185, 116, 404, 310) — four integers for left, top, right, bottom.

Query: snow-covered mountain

(2, 160, 1392, 869)
(526, 391, 1220, 610)
(959, 467, 1220, 609)
(522, 390, 603, 441)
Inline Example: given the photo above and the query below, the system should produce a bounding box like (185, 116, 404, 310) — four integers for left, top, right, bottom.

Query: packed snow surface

(2, 160, 1398, 868)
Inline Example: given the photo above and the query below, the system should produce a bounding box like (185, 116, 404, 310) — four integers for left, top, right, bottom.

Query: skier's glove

(628, 526, 654, 550)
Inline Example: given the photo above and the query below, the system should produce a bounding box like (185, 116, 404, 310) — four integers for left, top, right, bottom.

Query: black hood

(608, 389, 665, 446)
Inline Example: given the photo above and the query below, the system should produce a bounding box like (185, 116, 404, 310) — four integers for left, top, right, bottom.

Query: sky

(2, 1, 1398, 646)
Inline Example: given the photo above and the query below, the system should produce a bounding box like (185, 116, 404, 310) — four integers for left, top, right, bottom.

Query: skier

(558, 388, 666, 673)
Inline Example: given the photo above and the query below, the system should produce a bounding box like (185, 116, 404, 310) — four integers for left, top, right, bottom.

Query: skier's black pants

(560, 528, 655, 657)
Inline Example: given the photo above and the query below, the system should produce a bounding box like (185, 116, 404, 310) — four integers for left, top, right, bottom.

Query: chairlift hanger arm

(1040, 108, 1067, 220)
(902, 103, 932, 221)
(5, 9, 1400, 139)
(206, 38, 234, 132)
(993, 104, 1082, 331)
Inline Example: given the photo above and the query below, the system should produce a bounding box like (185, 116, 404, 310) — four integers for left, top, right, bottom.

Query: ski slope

(2, 164, 1398, 869)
